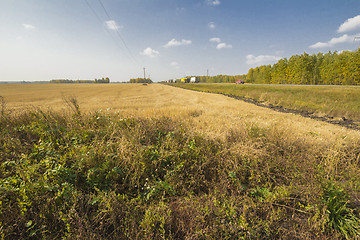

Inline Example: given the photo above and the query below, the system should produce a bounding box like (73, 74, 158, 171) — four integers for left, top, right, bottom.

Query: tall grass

(172, 83, 360, 122)
(1, 105, 359, 239)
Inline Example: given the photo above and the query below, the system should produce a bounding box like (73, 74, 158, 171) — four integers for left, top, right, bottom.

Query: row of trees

(129, 78, 153, 83)
(167, 75, 246, 83)
(196, 75, 246, 83)
(94, 78, 110, 83)
(50, 78, 110, 84)
(246, 50, 360, 85)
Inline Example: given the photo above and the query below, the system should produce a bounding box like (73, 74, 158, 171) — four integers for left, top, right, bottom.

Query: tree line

(50, 78, 110, 84)
(167, 75, 246, 83)
(246, 50, 360, 85)
(129, 78, 153, 83)
(196, 75, 246, 83)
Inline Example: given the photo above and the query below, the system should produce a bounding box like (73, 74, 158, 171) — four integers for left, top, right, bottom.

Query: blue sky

(1, 0, 360, 82)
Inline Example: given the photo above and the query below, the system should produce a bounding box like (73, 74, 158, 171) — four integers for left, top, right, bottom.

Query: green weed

(0, 108, 359, 239)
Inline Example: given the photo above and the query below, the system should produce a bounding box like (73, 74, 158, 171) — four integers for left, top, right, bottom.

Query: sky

(1, 0, 360, 82)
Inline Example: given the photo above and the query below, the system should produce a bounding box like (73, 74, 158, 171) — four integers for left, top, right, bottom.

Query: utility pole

(354, 37, 360, 50)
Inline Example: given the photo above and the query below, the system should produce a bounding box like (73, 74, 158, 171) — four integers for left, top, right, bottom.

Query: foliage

(0, 107, 359, 239)
(50, 77, 110, 84)
(168, 75, 246, 83)
(196, 75, 247, 83)
(129, 78, 153, 83)
(322, 182, 360, 239)
(94, 77, 110, 83)
(246, 50, 360, 85)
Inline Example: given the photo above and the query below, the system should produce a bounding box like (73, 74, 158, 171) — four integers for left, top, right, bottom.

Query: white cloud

(105, 20, 123, 30)
(309, 34, 354, 49)
(209, 37, 221, 43)
(246, 54, 281, 65)
(140, 47, 159, 57)
(210, 38, 232, 49)
(216, 42, 232, 49)
(206, 0, 221, 6)
(22, 24, 36, 30)
(208, 22, 216, 29)
(338, 15, 360, 33)
(164, 38, 192, 48)
(338, 50, 352, 54)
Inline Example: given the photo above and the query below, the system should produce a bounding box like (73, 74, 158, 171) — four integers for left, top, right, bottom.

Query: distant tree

(245, 50, 360, 85)
(129, 78, 152, 83)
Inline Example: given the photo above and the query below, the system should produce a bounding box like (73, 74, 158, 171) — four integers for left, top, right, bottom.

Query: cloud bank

(105, 20, 122, 30)
(309, 15, 360, 49)
(216, 43, 232, 49)
(140, 47, 159, 57)
(209, 37, 221, 43)
(338, 15, 360, 33)
(209, 38, 232, 49)
(309, 34, 354, 49)
(206, 0, 221, 6)
(164, 38, 192, 48)
(246, 54, 281, 65)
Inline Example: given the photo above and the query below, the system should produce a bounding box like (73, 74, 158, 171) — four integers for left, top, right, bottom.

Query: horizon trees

(246, 50, 360, 85)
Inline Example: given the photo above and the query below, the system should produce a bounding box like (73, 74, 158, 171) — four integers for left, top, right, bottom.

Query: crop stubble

(1, 83, 359, 144)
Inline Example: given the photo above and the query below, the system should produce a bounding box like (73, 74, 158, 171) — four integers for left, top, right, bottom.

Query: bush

(0, 109, 359, 239)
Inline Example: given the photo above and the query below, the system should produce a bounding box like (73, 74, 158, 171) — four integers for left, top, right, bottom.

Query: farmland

(1, 83, 360, 239)
(171, 83, 360, 125)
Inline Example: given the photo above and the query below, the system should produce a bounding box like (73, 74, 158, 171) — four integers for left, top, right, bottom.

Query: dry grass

(1, 83, 359, 140)
(1, 83, 360, 239)
(173, 83, 360, 122)
(2, 83, 359, 173)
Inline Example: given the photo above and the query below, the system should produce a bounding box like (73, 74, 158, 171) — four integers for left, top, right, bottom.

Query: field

(1, 83, 360, 239)
(171, 83, 360, 127)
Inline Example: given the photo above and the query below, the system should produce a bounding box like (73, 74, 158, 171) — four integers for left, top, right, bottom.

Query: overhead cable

(84, 0, 140, 66)
(97, 0, 140, 66)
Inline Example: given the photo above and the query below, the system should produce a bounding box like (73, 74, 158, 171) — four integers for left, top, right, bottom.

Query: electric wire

(84, 0, 140, 67)
(84, 0, 128, 56)
(97, 0, 140, 66)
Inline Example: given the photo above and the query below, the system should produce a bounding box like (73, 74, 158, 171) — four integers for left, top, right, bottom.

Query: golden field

(1, 83, 359, 144)
(1, 83, 360, 239)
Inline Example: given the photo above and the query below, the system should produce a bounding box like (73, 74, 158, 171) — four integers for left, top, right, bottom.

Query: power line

(84, 0, 103, 24)
(84, 0, 140, 67)
(84, 0, 128, 55)
(97, 0, 140, 66)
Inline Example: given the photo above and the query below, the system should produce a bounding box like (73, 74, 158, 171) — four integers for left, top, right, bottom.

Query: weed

(323, 182, 360, 239)
(63, 96, 80, 116)
(0, 103, 359, 239)
(0, 96, 5, 117)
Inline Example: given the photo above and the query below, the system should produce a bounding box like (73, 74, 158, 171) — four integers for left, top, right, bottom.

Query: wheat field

(1, 83, 359, 144)
(1, 83, 360, 239)
(1, 83, 360, 169)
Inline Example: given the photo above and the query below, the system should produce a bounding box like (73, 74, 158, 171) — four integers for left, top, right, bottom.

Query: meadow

(0, 83, 360, 239)
(171, 83, 360, 125)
